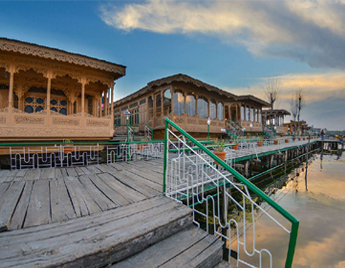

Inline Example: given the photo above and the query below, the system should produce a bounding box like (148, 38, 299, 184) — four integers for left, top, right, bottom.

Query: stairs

(0, 195, 231, 268)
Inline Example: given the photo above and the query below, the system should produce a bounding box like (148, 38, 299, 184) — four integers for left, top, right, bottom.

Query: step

(112, 226, 224, 268)
(0, 196, 192, 268)
(213, 260, 236, 268)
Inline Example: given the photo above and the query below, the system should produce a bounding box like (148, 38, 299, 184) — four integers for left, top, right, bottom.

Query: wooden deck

(0, 159, 164, 231)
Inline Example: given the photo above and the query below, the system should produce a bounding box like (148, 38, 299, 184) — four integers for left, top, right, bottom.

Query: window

(173, 91, 185, 115)
(148, 96, 153, 119)
(197, 97, 208, 118)
(218, 102, 224, 120)
(114, 114, 121, 125)
(163, 89, 171, 116)
(210, 100, 216, 120)
(241, 105, 245, 121)
(258, 109, 262, 123)
(129, 102, 138, 109)
(255, 109, 258, 122)
(186, 94, 196, 116)
(250, 107, 254, 122)
(156, 94, 162, 117)
(246, 106, 250, 121)
(139, 98, 146, 105)
(87, 96, 93, 115)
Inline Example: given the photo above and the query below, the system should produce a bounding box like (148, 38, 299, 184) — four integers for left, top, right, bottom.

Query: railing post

(163, 121, 168, 193)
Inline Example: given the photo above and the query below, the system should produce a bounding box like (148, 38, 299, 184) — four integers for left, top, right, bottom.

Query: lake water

(232, 153, 345, 268)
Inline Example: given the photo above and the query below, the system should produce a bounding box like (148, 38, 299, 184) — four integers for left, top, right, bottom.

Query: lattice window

(24, 97, 46, 114)
(50, 99, 67, 115)
(87, 96, 93, 115)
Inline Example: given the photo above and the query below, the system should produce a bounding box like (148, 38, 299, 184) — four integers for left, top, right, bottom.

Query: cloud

(100, 0, 345, 69)
(225, 71, 345, 129)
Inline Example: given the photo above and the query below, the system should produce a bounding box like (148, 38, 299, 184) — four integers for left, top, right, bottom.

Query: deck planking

(0, 159, 164, 231)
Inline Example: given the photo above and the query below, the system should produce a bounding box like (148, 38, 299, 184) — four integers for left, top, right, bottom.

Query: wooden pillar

(46, 73, 52, 115)
(8, 70, 14, 108)
(111, 83, 114, 123)
(81, 82, 85, 114)
(99, 94, 102, 117)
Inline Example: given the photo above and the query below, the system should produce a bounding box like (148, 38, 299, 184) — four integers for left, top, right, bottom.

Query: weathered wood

(0, 182, 10, 199)
(80, 166, 92, 174)
(94, 164, 117, 174)
(122, 169, 162, 192)
(65, 167, 78, 177)
(0, 197, 192, 268)
(24, 169, 41, 181)
(84, 164, 102, 174)
(2, 170, 18, 183)
(88, 174, 129, 207)
(113, 170, 158, 198)
(0, 181, 25, 231)
(126, 168, 163, 185)
(0, 170, 11, 183)
(78, 174, 116, 211)
(97, 172, 146, 203)
(9, 180, 34, 230)
(74, 167, 85, 176)
(40, 167, 55, 180)
(24, 179, 51, 228)
(63, 176, 101, 217)
(50, 177, 76, 223)
(112, 227, 209, 268)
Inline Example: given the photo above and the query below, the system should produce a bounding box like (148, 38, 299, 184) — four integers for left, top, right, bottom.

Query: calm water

(233, 153, 345, 268)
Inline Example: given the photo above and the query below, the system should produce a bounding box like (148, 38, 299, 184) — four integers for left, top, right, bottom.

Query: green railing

(163, 118, 299, 268)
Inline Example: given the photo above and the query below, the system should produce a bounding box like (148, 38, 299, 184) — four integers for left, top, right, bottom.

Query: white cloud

(100, 0, 345, 69)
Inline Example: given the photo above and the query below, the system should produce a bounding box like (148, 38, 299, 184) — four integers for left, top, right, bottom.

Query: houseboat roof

(0, 37, 126, 78)
(237, 95, 271, 107)
(114, 73, 238, 106)
(262, 109, 291, 116)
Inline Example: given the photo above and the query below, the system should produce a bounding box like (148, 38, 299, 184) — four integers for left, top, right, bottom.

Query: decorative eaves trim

(0, 38, 126, 76)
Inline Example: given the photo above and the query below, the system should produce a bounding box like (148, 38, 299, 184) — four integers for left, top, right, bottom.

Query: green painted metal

(169, 143, 235, 153)
(163, 120, 168, 194)
(164, 118, 299, 268)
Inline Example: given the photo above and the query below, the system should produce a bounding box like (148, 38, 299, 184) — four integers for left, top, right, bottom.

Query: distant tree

(295, 88, 305, 135)
(290, 97, 298, 135)
(264, 77, 282, 110)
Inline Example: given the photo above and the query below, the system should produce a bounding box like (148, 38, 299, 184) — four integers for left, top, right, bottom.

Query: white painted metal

(165, 130, 303, 267)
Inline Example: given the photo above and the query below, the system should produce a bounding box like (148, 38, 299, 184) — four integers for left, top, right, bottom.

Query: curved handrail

(163, 118, 299, 268)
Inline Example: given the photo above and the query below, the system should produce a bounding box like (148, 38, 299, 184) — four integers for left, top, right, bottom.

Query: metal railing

(1, 140, 164, 170)
(145, 124, 153, 140)
(163, 118, 299, 268)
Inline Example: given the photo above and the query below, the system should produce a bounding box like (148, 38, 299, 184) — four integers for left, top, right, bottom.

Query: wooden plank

(78, 175, 116, 211)
(63, 176, 101, 217)
(0, 198, 191, 268)
(95, 164, 117, 174)
(97, 173, 146, 203)
(112, 227, 209, 268)
(55, 168, 63, 179)
(0, 170, 11, 184)
(126, 168, 163, 185)
(123, 170, 162, 192)
(0, 182, 10, 200)
(66, 167, 78, 177)
(60, 168, 68, 178)
(80, 167, 92, 175)
(74, 167, 85, 176)
(109, 162, 128, 171)
(88, 174, 130, 207)
(50, 177, 76, 223)
(0, 196, 170, 244)
(0, 181, 25, 231)
(84, 164, 102, 174)
(2, 170, 18, 183)
(24, 169, 41, 181)
(112, 171, 158, 198)
(40, 168, 55, 180)
(24, 179, 51, 228)
(9, 180, 34, 230)
(12, 169, 28, 182)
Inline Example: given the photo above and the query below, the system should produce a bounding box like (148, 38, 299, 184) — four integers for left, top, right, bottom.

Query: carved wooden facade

(113, 74, 270, 139)
(0, 38, 126, 141)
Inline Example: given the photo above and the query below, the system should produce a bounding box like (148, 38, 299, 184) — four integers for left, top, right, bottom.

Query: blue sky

(1, 0, 344, 130)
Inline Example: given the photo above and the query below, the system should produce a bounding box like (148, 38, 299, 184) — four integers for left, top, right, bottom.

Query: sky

(1, 0, 344, 130)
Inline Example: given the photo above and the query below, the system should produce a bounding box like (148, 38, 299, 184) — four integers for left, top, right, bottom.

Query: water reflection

(239, 154, 345, 267)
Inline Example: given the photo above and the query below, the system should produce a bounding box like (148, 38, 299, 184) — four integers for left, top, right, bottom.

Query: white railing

(10, 144, 100, 169)
(107, 142, 164, 163)
(165, 128, 297, 267)
(145, 124, 152, 140)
